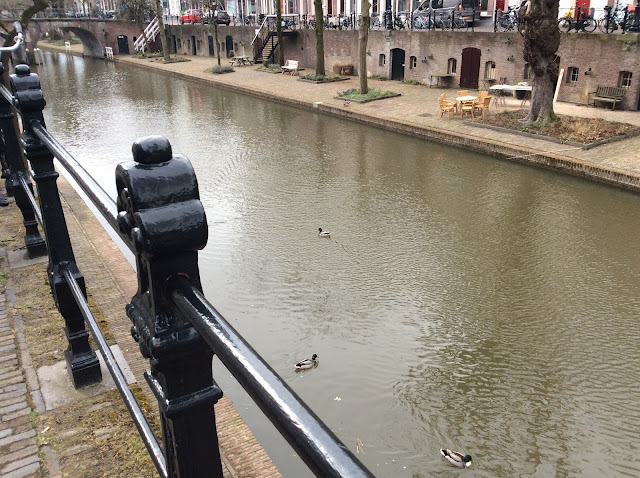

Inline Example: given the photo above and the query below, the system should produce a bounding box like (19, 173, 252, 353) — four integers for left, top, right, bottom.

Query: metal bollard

(10, 64, 101, 387)
(116, 135, 224, 477)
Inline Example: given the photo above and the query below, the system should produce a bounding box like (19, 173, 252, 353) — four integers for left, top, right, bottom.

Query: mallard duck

(440, 449, 472, 468)
(318, 228, 331, 237)
(295, 354, 318, 370)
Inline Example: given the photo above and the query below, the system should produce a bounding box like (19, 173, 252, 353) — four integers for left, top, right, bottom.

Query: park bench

(281, 59, 299, 75)
(587, 86, 626, 110)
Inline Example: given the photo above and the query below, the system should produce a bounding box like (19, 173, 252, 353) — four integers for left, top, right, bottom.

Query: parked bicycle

(413, 13, 434, 29)
(497, 5, 522, 32)
(597, 4, 631, 33)
(557, 7, 596, 33)
(371, 14, 382, 28)
(438, 10, 469, 30)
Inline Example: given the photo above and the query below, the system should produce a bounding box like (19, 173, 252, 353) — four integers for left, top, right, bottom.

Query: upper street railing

(1, 36, 375, 478)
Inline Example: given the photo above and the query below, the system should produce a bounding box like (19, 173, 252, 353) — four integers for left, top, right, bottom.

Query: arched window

(379, 54, 386, 66)
(567, 66, 579, 83)
(484, 61, 495, 80)
(619, 71, 632, 88)
(409, 56, 417, 69)
(447, 58, 457, 75)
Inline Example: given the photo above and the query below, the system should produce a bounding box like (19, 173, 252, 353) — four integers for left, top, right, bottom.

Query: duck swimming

(318, 228, 331, 237)
(440, 448, 472, 468)
(295, 354, 318, 370)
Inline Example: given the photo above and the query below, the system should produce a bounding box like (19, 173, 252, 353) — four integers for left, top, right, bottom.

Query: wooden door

(391, 48, 406, 81)
(460, 47, 480, 89)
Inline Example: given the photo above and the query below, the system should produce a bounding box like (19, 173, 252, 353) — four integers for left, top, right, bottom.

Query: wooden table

(490, 84, 532, 106)
(456, 95, 477, 118)
(230, 56, 253, 66)
(428, 73, 455, 88)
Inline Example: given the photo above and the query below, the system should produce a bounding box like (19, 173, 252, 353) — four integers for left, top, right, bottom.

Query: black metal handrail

(2, 57, 376, 477)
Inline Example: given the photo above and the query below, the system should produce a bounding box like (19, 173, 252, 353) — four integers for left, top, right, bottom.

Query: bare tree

(155, 0, 170, 61)
(0, 0, 48, 83)
(276, 0, 283, 66)
(314, 0, 324, 75)
(358, 0, 370, 93)
(122, 0, 156, 52)
(522, 0, 560, 123)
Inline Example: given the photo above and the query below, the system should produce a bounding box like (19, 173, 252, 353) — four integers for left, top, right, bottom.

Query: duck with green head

(295, 354, 318, 370)
(440, 448, 472, 468)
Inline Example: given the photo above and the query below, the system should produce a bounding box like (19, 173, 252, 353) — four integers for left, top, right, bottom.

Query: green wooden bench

(587, 86, 627, 110)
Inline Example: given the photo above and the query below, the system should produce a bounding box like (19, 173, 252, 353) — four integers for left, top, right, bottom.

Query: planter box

(298, 76, 350, 84)
(333, 93, 401, 104)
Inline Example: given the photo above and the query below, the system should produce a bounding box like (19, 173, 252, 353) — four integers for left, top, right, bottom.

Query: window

(447, 58, 457, 75)
(409, 56, 417, 69)
(567, 66, 579, 83)
(619, 71, 632, 89)
(379, 54, 386, 66)
(484, 61, 495, 80)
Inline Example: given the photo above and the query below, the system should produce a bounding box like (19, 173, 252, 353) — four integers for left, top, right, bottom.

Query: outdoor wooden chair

(478, 90, 489, 101)
(438, 94, 456, 119)
(457, 90, 468, 97)
(460, 98, 475, 119)
(474, 96, 492, 118)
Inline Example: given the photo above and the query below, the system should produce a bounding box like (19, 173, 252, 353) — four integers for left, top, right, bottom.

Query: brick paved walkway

(1, 174, 281, 477)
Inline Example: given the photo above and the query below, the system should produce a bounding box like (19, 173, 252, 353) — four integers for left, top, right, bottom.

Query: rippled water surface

(37, 52, 640, 477)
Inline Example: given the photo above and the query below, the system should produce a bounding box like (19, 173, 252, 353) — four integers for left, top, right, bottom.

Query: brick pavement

(1, 175, 282, 476)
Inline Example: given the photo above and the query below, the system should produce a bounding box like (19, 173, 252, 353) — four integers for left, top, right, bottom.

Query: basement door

(460, 47, 480, 89)
(391, 48, 405, 81)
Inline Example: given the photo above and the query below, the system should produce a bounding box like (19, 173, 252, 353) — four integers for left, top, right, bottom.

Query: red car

(179, 9, 203, 24)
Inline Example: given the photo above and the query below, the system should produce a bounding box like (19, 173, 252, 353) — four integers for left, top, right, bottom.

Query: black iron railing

(1, 35, 374, 478)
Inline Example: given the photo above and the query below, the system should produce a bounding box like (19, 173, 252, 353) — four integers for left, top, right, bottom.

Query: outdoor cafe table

(456, 95, 477, 118)
(490, 84, 532, 106)
(230, 56, 253, 66)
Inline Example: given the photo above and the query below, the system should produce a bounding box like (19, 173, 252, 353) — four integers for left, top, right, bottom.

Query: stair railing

(133, 16, 160, 52)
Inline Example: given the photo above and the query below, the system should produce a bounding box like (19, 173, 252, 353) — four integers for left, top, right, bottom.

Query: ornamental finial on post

(116, 136, 223, 477)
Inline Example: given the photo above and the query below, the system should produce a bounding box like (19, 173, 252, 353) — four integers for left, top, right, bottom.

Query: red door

(496, 0, 505, 12)
(460, 48, 481, 89)
(575, 0, 590, 18)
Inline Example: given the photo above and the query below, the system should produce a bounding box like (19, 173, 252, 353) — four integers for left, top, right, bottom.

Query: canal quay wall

(166, 25, 640, 111)
(40, 41, 640, 194)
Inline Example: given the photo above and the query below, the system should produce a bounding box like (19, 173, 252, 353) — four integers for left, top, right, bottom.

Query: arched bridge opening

(28, 20, 142, 58)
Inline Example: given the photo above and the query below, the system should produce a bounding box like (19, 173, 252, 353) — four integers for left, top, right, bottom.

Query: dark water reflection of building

(37, 51, 640, 478)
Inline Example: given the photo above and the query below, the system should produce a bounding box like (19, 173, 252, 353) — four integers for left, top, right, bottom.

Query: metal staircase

(134, 17, 160, 52)
(251, 15, 298, 64)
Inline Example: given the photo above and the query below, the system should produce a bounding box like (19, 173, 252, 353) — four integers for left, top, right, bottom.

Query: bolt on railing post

(0, 61, 46, 256)
(116, 135, 224, 478)
(10, 64, 102, 387)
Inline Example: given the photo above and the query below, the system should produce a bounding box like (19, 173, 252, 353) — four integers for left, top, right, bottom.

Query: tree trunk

(358, 0, 370, 94)
(522, 0, 560, 123)
(156, 0, 171, 61)
(214, 20, 221, 65)
(314, 0, 325, 75)
(276, 0, 284, 66)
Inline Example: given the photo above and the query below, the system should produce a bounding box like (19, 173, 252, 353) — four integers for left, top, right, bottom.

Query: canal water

(37, 52, 640, 477)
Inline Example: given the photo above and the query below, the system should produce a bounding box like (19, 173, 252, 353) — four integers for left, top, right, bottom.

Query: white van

(414, 0, 481, 23)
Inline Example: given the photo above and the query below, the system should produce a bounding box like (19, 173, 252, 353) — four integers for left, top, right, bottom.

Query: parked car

(214, 10, 231, 25)
(179, 9, 203, 24)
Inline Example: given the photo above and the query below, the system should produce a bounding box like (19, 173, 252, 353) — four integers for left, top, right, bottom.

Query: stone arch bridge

(27, 19, 144, 58)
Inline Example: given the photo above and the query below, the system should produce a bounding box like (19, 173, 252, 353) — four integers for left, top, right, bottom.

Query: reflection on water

(38, 52, 640, 477)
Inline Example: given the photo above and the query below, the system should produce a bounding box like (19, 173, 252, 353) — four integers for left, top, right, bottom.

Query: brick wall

(167, 25, 640, 110)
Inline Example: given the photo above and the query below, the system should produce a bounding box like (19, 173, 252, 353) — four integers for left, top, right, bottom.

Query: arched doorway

(460, 47, 481, 89)
(391, 48, 405, 81)
(225, 35, 233, 57)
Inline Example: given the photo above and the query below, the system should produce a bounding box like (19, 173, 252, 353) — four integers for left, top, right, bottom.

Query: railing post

(116, 135, 224, 478)
(0, 61, 46, 256)
(10, 64, 102, 387)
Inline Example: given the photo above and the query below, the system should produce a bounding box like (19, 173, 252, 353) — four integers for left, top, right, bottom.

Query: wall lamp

(584, 67, 592, 75)
(507, 55, 514, 61)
